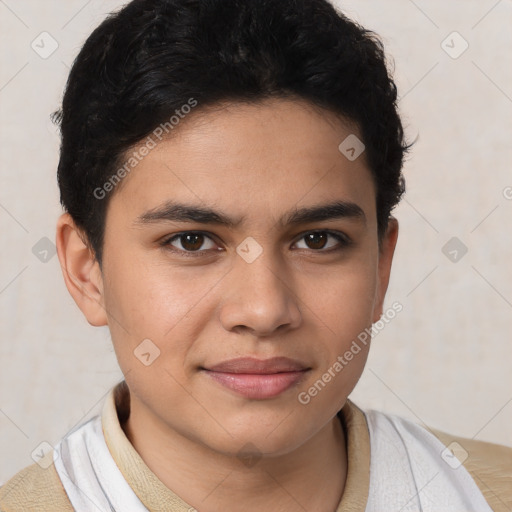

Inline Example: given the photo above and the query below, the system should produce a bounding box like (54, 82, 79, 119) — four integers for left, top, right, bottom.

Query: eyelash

(159, 230, 352, 257)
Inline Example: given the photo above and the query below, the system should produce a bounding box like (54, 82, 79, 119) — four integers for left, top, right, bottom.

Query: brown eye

(304, 232, 328, 250)
(180, 233, 204, 251)
(164, 232, 217, 253)
(294, 231, 350, 251)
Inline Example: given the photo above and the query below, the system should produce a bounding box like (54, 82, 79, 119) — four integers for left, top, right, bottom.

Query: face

(63, 98, 397, 457)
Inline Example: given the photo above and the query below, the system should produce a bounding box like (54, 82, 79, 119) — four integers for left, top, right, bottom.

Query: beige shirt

(1, 380, 511, 511)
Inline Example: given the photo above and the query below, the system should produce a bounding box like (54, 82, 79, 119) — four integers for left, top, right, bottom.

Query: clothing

(1, 381, 510, 511)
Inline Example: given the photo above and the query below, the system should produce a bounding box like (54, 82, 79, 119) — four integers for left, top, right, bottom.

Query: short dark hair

(54, 0, 408, 266)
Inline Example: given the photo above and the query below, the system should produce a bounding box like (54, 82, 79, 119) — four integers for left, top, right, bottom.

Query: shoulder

(0, 453, 73, 512)
(430, 426, 512, 512)
(364, 407, 512, 511)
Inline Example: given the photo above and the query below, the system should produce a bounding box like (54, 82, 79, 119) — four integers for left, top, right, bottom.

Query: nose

(218, 250, 302, 337)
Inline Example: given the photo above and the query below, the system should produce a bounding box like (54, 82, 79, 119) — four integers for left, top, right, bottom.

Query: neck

(122, 396, 347, 512)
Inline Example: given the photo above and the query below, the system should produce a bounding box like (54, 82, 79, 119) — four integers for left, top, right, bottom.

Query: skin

(56, 97, 398, 512)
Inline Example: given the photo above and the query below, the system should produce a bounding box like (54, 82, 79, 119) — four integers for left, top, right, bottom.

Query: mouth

(200, 357, 311, 400)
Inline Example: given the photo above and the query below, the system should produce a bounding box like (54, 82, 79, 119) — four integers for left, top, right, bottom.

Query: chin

(192, 409, 316, 459)
(206, 430, 307, 460)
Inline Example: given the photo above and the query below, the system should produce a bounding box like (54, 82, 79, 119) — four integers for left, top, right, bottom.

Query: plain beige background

(0, 0, 511, 483)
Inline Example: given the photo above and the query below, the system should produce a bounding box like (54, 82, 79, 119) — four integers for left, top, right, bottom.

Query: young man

(1, 0, 510, 510)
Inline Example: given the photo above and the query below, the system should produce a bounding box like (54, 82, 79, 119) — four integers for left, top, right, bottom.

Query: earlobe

(56, 213, 108, 327)
(372, 217, 399, 323)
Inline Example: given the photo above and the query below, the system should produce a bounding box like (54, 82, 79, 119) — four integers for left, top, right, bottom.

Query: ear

(56, 213, 108, 327)
(372, 217, 399, 323)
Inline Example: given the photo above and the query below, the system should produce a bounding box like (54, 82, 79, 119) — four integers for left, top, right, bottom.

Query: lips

(201, 357, 311, 399)
(206, 356, 309, 374)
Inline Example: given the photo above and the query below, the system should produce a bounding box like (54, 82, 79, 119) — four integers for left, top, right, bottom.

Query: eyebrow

(134, 199, 366, 229)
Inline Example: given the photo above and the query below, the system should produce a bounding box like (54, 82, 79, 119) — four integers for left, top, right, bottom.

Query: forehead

(107, 98, 377, 230)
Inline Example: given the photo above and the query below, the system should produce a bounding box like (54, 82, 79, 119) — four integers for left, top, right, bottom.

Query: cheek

(100, 254, 201, 372)
(302, 257, 378, 341)
(298, 253, 378, 391)
(295, 271, 377, 419)
(101, 250, 235, 387)
(103, 254, 204, 333)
